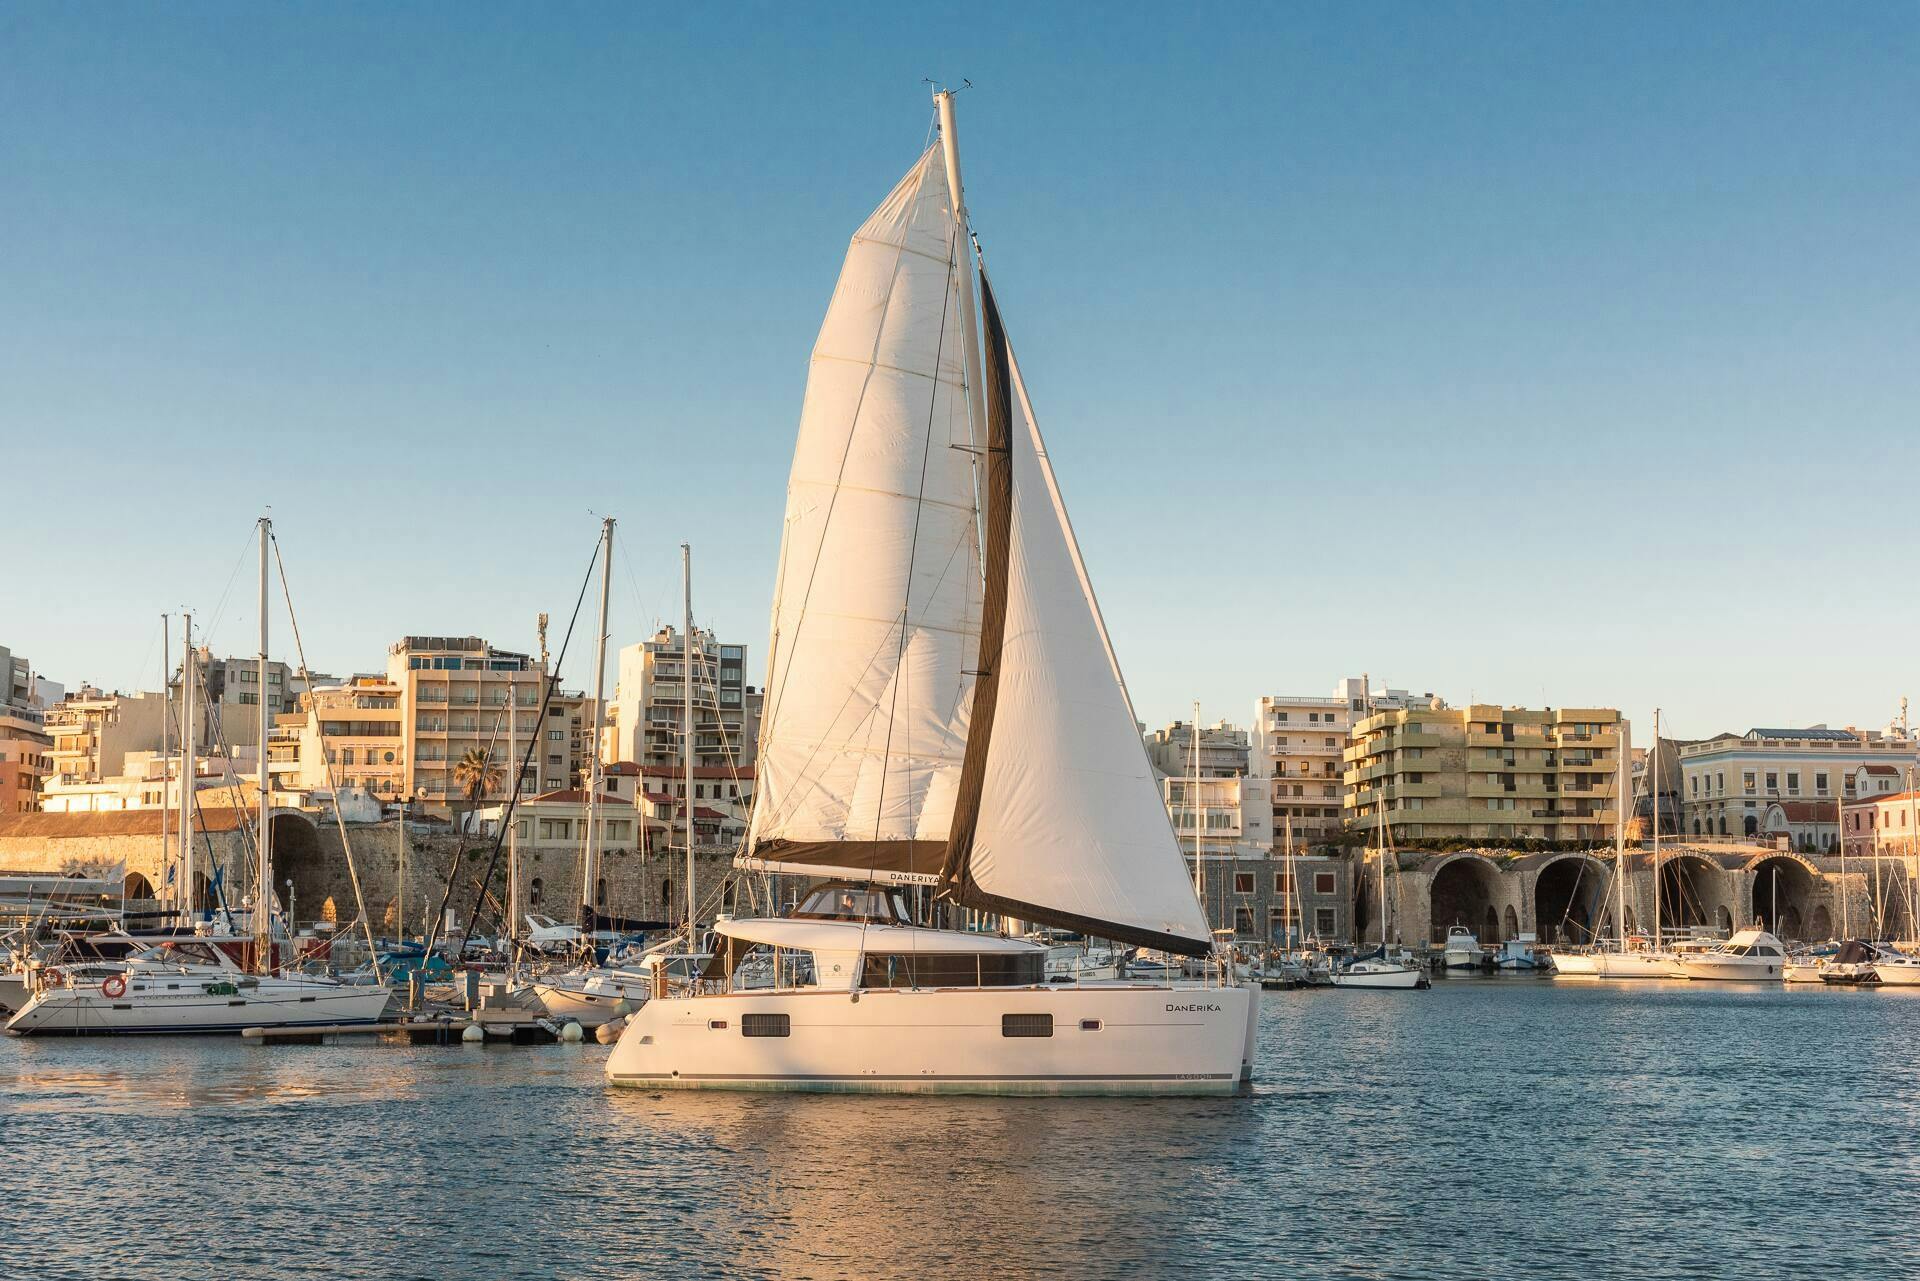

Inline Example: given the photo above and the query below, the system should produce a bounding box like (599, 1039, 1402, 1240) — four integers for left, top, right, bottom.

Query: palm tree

(452, 747, 504, 835)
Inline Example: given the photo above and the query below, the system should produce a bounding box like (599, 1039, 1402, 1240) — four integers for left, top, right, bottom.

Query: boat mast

(160, 613, 171, 913)
(507, 663, 519, 972)
(1614, 717, 1629, 949)
(256, 515, 272, 971)
(1651, 708, 1661, 946)
(682, 542, 696, 943)
(1283, 811, 1294, 950)
(181, 612, 196, 923)
(934, 89, 988, 449)
(582, 516, 614, 944)
(1191, 703, 1203, 924)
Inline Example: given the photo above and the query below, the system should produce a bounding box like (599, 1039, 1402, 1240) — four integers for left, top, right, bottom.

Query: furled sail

(739, 145, 982, 885)
(940, 277, 1215, 956)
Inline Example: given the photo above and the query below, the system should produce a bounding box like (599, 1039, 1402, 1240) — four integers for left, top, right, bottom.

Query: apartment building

(1344, 703, 1624, 843)
(271, 675, 408, 800)
(612, 627, 756, 770)
(171, 650, 312, 752)
(0, 647, 56, 813)
(45, 685, 171, 787)
(386, 636, 549, 813)
(1250, 677, 1441, 848)
(1142, 720, 1249, 780)
(1676, 726, 1918, 842)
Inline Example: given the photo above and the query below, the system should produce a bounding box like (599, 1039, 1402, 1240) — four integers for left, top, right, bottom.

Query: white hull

(1782, 962, 1827, 984)
(1330, 965, 1424, 990)
(1550, 952, 1599, 977)
(1592, 951, 1682, 979)
(1872, 960, 1920, 986)
(1674, 958, 1781, 982)
(7, 978, 391, 1035)
(605, 981, 1257, 1096)
(0, 973, 28, 1015)
(1441, 952, 1484, 969)
(531, 973, 651, 1027)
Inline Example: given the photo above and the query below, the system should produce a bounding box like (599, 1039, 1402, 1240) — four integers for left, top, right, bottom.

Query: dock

(243, 1008, 573, 1046)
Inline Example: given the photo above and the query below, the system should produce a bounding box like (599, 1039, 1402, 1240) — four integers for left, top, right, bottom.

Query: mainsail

(740, 145, 982, 883)
(939, 278, 1215, 957)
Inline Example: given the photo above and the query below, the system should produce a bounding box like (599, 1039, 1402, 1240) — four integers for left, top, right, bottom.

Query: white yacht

(6, 940, 390, 1036)
(1441, 925, 1486, 969)
(1330, 956, 1429, 990)
(1549, 949, 1599, 977)
(1870, 947, 1920, 986)
(1042, 941, 1125, 983)
(606, 93, 1255, 1095)
(531, 954, 709, 1026)
(1671, 928, 1787, 982)
(1592, 944, 1683, 979)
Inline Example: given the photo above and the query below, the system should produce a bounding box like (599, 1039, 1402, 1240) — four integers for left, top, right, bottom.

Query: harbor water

(4, 979, 1918, 1279)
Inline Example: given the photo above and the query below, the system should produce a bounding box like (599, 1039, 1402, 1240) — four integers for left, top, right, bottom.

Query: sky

(2, 3, 1916, 747)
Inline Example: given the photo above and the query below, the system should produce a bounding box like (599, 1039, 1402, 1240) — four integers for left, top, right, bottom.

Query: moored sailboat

(604, 92, 1256, 1094)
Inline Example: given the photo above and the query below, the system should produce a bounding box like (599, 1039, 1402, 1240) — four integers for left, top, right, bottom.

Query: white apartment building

(1250, 677, 1440, 848)
(1677, 726, 1919, 842)
(612, 627, 755, 770)
(1142, 720, 1249, 780)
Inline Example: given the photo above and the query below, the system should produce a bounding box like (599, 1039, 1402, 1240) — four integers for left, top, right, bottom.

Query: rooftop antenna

(537, 613, 551, 671)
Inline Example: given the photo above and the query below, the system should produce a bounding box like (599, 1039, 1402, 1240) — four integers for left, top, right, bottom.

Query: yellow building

(386, 636, 547, 813)
(1344, 703, 1624, 843)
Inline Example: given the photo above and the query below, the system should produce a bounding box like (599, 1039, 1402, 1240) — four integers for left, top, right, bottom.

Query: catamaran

(604, 91, 1257, 1094)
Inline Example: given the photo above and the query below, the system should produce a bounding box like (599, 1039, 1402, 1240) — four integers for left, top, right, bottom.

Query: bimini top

(713, 917, 1041, 955)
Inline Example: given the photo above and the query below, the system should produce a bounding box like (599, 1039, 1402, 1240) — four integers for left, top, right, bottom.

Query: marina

(5, 979, 1919, 1279)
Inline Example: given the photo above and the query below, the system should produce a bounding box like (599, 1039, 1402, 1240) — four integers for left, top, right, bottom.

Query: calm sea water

(4, 978, 1917, 1280)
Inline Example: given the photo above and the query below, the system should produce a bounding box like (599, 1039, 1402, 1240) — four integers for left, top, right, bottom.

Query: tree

(452, 747, 504, 835)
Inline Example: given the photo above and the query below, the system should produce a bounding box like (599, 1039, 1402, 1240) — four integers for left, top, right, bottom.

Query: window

(741, 1013, 790, 1037)
(529, 877, 543, 906)
(1233, 873, 1254, 894)
(1273, 872, 1294, 894)
(1766, 772, 1778, 793)
(1233, 907, 1254, 934)
(1691, 776, 1699, 796)
(1315, 908, 1336, 936)
(1816, 772, 1829, 794)
(548, 729, 564, 741)
(1314, 872, 1335, 895)
(1744, 772, 1756, 793)
(1001, 1013, 1053, 1038)
(1787, 772, 1800, 795)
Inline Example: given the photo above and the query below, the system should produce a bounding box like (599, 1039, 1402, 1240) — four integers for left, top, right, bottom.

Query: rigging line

(271, 532, 385, 983)
(194, 525, 261, 658)
(454, 534, 599, 962)
(757, 156, 941, 780)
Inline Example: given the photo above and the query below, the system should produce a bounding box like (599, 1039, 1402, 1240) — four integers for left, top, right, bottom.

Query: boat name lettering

(1165, 1003, 1221, 1013)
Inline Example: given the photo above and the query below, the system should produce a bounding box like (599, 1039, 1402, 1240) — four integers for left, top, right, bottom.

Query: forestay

(740, 145, 982, 884)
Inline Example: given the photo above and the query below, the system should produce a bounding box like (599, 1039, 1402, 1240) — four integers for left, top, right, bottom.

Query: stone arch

(124, 870, 155, 901)
(270, 811, 327, 917)
(1750, 855, 1816, 941)
(1715, 904, 1732, 935)
(1427, 854, 1501, 945)
(1658, 853, 1724, 930)
(1809, 903, 1833, 940)
(1503, 905, 1519, 939)
(1353, 867, 1378, 944)
(1532, 854, 1610, 945)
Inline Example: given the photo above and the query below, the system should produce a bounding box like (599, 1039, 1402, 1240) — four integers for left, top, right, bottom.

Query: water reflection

(3, 983, 1918, 1280)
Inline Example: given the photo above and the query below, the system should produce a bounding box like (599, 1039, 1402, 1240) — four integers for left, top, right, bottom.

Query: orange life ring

(101, 974, 128, 999)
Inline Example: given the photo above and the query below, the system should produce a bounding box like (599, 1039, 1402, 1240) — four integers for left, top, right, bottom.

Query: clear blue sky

(3, 3, 1916, 745)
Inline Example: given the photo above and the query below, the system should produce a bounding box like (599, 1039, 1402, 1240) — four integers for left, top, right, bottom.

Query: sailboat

(604, 92, 1257, 1095)
(1330, 760, 1426, 990)
(9, 518, 391, 1036)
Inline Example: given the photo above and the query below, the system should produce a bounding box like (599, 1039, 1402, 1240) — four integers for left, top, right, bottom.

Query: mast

(1191, 704, 1203, 921)
(507, 668, 519, 971)
(181, 613, 196, 922)
(160, 613, 171, 913)
(1282, 811, 1294, 951)
(682, 542, 696, 942)
(256, 515, 272, 971)
(1651, 708, 1661, 946)
(934, 89, 988, 453)
(398, 793, 407, 943)
(1841, 765, 1852, 937)
(1613, 718, 1630, 949)
(581, 516, 614, 939)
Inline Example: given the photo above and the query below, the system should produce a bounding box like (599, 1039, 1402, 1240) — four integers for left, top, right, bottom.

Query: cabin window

(859, 951, 1044, 989)
(1002, 1013, 1053, 1038)
(741, 1013, 790, 1038)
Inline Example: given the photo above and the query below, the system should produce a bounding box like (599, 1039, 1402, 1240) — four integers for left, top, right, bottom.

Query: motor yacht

(1441, 925, 1486, 969)
(1671, 928, 1787, 982)
(1870, 947, 1920, 986)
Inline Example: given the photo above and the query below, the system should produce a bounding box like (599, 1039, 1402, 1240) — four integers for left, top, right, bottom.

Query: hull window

(741, 1013, 791, 1038)
(1002, 1013, 1053, 1038)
